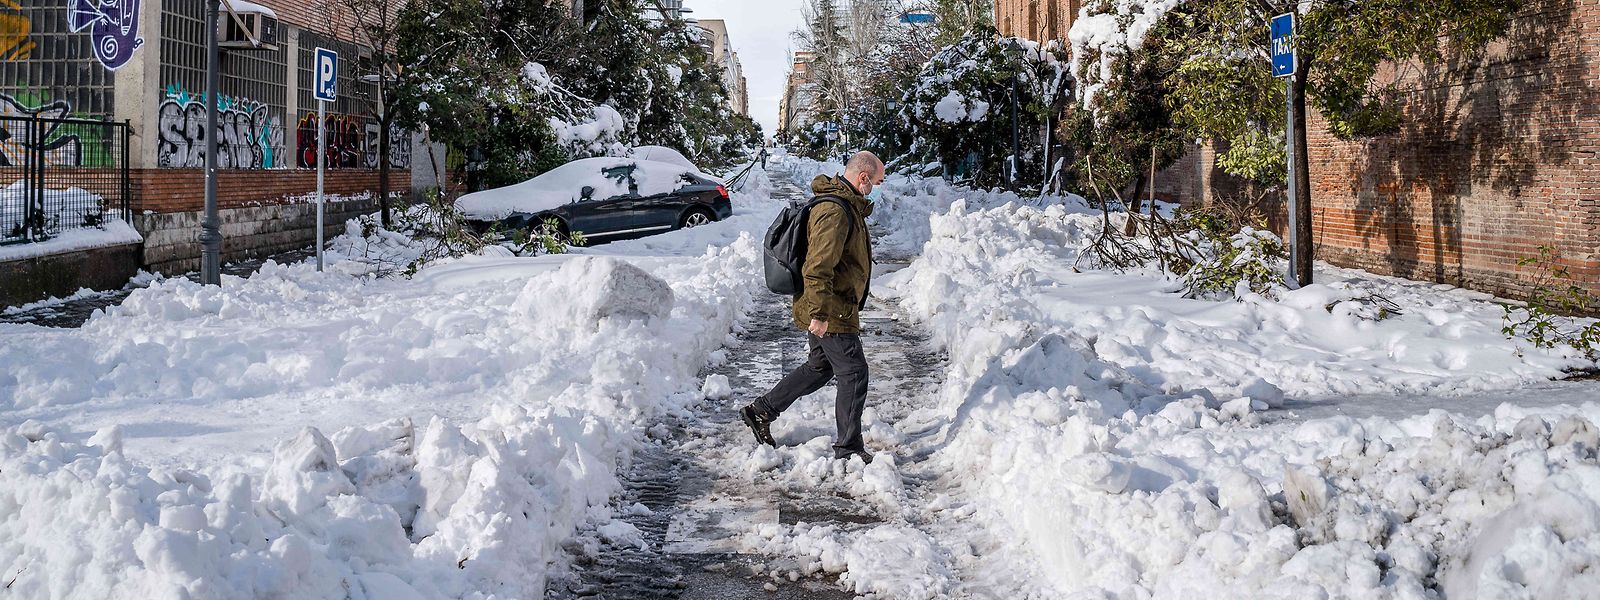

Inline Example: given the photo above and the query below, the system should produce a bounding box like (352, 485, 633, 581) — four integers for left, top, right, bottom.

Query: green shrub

(1503, 246, 1600, 358)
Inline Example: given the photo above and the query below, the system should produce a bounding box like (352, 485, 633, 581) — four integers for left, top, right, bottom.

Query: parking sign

(314, 47, 338, 102)
(1270, 13, 1295, 78)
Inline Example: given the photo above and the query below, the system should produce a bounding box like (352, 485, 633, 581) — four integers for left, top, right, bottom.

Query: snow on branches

(898, 30, 1069, 187)
(1068, 0, 1187, 115)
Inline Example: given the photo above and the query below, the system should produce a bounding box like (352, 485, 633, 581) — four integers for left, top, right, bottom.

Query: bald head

(843, 151, 885, 199)
(843, 151, 884, 179)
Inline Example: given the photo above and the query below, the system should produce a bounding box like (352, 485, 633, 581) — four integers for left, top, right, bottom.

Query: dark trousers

(754, 333, 869, 457)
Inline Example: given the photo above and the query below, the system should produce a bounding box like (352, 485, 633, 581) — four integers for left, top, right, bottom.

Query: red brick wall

(130, 168, 411, 214)
(1303, 0, 1599, 298)
(1161, 0, 1599, 300)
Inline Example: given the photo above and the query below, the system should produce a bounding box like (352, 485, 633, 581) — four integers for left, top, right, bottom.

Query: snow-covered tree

(394, 0, 756, 189)
(1071, 0, 1521, 283)
(898, 29, 1069, 188)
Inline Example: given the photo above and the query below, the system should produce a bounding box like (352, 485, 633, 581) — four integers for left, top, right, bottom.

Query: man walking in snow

(757, 147, 769, 168)
(741, 151, 885, 464)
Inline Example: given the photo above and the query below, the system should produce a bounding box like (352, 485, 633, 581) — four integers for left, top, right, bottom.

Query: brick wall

(1302, 0, 1599, 299)
(1159, 0, 1599, 300)
(129, 168, 410, 214)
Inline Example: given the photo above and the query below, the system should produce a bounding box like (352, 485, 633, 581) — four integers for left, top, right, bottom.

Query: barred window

(157, 0, 289, 169)
(0, 0, 116, 119)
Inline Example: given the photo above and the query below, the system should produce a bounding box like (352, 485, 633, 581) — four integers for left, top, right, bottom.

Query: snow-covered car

(455, 157, 731, 242)
(629, 145, 699, 171)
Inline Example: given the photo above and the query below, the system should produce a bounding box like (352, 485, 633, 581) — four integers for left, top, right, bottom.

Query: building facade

(1, 0, 430, 287)
(779, 51, 817, 138)
(996, 0, 1600, 299)
(697, 18, 747, 116)
(995, 0, 1077, 43)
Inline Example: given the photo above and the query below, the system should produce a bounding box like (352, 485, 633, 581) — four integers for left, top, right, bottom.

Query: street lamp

(202, 0, 277, 285)
(200, 0, 222, 284)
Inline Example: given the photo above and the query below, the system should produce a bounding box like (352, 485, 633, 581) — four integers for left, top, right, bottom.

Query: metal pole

(1285, 73, 1298, 285)
(199, 0, 222, 285)
(316, 101, 325, 271)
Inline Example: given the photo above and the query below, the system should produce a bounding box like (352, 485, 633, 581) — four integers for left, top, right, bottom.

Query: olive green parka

(792, 174, 874, 334)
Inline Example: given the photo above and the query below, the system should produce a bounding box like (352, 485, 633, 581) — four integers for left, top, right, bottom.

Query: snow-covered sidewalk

(864, 166, 1600, 598)
(693, 156, 1600, 599)
(0, 167, 788, 598)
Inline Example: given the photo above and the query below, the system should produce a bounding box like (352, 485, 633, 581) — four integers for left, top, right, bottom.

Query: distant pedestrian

(757, 147, 769, 169)
(742, 151, 884, 464)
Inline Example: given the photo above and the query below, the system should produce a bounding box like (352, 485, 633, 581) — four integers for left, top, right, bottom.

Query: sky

(686, 0, 810, 137)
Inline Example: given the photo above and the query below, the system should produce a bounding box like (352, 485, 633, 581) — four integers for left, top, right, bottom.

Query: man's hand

(808, 318, 829, 337)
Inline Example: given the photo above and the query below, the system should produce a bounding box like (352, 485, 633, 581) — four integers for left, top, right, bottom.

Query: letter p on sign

(314, 47, 338, 102)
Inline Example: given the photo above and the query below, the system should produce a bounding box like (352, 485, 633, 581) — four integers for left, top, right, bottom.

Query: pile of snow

(781, 155, 1082, 259)
(874, 192, 1600, 597)
(521, 257, 675, 326)
(454, 157, 701, 220)
(0, 195, 778, 596)
(885, 200, 1586, 397)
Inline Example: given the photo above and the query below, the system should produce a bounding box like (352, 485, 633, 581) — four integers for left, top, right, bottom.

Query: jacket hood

(811, 174, 875, 218)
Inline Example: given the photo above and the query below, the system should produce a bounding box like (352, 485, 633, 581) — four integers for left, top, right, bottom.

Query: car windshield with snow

(455, 156, 731, 242)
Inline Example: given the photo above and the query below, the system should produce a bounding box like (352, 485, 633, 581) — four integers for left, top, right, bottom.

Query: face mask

(866, 186, 884, 203)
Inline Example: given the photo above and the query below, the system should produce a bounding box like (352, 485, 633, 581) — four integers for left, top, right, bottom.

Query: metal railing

(0, 116, 131, 245)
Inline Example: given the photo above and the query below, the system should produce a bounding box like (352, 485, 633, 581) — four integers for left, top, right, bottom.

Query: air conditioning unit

(218, 1, 279, 51)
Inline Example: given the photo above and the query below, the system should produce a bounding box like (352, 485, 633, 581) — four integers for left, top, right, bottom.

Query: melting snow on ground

(3, 154, 1598, 599)
(0, 169, 785, 598)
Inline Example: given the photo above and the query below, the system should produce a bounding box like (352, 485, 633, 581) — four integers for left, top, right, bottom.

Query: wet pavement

(549, 175, 954, 599)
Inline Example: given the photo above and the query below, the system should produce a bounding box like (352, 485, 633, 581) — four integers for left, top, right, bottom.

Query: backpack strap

(805, 194, 856, 242)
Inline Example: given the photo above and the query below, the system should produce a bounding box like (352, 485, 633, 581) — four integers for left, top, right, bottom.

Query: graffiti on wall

(158, 84, 284, 169)
(365, 121, 411, 169)
(296, 112, 411, 169)
(0, 93, 121, 167)
(0, 0, 35, 61)
(68, 0, 143, 71)
(296, 112, 360, 168)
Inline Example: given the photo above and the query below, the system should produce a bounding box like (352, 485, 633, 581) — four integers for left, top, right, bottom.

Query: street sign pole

(1270, 13, 1298, 285)
(317, 100, 325, 271)
(313, 47, 338, 272)
(1285, 71, 1297, 284)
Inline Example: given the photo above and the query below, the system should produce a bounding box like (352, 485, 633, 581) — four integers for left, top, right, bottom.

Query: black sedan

(456, 157, 732, 242)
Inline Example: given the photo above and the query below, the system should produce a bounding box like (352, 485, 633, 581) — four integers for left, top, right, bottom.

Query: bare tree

(330, 0, 403, 228)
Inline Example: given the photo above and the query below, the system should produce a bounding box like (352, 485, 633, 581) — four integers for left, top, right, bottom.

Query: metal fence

(0, 116, 131, 245)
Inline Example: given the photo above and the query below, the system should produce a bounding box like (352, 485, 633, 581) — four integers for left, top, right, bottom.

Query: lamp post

(199, 0, 223, 285)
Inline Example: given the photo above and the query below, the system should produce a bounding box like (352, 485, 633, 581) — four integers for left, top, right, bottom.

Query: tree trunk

(1291, 73, 1313, 285)
(1124, 174, 1147, 236)
(379, 114, 392, 229)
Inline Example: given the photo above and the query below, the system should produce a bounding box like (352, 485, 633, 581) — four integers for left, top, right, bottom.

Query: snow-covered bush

(1179, 226, 1287, 300)
(395, 0, 758, 188)
(331, 190, 584, 278)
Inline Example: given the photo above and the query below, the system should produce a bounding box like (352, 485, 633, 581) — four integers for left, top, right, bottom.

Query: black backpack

(763, 195, 855, 296)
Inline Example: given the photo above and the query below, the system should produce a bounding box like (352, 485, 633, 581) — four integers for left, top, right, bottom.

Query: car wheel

(680, 209, 715, 229)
